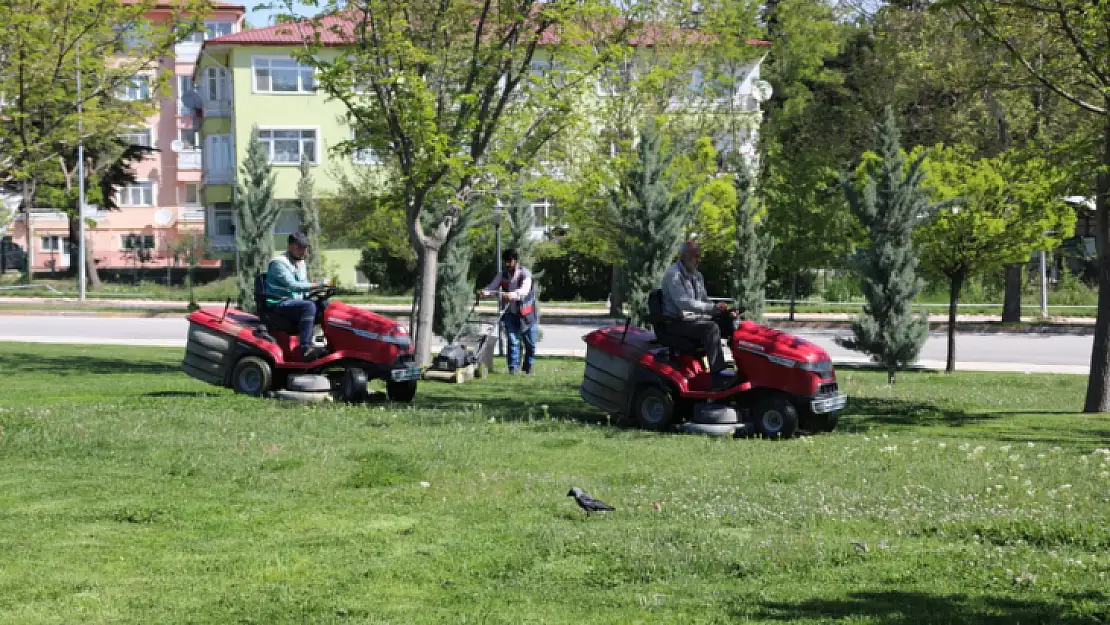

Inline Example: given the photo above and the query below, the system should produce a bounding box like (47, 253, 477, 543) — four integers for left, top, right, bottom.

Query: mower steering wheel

(308, 285, 336, 302)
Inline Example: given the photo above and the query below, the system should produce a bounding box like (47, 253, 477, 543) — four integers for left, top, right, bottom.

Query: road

(0, 316, 1094, 374)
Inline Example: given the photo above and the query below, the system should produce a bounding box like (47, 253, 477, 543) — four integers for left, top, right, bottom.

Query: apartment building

(4, 1, 246, 274)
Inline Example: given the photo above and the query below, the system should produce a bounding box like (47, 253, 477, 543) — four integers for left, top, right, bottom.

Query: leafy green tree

(297, 155, 325, 280)
(287, 0, 629, 365)
(916, 145, 1075, 372)
(731, 162, 772, 322)
(614, 119, 696, 325)
(0, 0, 206, 283)
(837, 108, 931, 384)
(235, 127, 282, 312)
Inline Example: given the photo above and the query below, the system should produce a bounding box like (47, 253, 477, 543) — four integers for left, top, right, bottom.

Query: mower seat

(646, 288, 703, 355)
(253, 272, 279, 343)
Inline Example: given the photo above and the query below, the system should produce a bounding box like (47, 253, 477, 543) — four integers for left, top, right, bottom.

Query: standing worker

(478, 248, 539, 375)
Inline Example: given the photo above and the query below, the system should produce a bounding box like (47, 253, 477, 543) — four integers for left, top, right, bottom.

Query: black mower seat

(253, 272, 280, 342)
(646, 288, 703, 355)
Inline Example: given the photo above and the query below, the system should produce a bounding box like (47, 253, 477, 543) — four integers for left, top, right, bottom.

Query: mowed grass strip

(0, 343, 1107, 624)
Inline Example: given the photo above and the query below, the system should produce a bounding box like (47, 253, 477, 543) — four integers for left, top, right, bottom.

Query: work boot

(711, 370, 741, 391)
(299, 344, 328, 362)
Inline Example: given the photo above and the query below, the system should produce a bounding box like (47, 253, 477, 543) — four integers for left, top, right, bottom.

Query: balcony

(203, 99, 232, 118)
(179, 206, 205, 222)
(177, 149, 202, 170)
(211, 235, 236, 250)
(205, 168, 234, 185)
(174, 41, 202, 63)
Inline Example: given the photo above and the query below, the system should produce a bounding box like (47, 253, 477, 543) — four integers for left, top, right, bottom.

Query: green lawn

(0, 343, 1107, 624)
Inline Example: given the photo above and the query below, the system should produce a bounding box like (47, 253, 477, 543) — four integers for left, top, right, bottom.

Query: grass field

(0, 343, 1107, 624)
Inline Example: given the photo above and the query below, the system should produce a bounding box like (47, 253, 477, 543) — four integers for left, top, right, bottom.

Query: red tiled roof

(204, 11, 771, 48)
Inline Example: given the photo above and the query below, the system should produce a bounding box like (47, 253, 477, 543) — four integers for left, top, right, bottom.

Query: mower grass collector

(580, 289, 847, 439)
(181, 277, 422, 403)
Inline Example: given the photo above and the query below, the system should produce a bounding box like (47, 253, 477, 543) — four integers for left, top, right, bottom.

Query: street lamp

(77, 42, 87, 301)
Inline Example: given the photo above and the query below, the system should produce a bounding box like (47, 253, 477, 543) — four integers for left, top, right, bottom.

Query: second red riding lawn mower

(580, 289, 847, 439)
(180, 273, 422, 402)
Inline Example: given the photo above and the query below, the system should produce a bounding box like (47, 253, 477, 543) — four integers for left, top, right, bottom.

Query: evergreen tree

(297, 155, 325, 280)
(506, 182, 537, 270)
(731, 160, 773, 322)
(837, 107, 930, 384)
(616, 120, 696, 326)
(235, 126, 282, 312)
(433, 203, 476, 343)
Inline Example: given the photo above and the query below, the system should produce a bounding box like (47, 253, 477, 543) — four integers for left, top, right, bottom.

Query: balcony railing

(211, 235, 236, 250)
(179, 206, 205, 222)
(203, 99, 232, 118)
(174, 41, 202, 63)
(204, 167, 234, 185)
(177, 149, 202, 170)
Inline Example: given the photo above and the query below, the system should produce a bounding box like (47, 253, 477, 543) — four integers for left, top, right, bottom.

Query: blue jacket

(265, 253, 317, 304)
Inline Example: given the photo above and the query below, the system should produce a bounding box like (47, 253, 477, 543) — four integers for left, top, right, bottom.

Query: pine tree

(837, 107, 930, 384)
(433, 203, 476, 343)
(616, 120, 696, 326)
(297, 155, 325, 280)
(506, 182, 537, 270)
(235, 126, 282, 312)
(731, 160, 773, 322)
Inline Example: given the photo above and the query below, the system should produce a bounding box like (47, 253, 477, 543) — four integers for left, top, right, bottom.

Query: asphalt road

(0, 316, 1093, 373)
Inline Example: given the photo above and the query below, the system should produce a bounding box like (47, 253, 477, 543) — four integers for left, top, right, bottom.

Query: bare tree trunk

(1002, 263, 1022, 323)
(947, 272, 964, 374)
(1083, 112, 1110, 412)
(789, 271, 797, 321)
(414, 245, 439, 367)
(85, 236, 101, 289)
(609, 264, 622, 317)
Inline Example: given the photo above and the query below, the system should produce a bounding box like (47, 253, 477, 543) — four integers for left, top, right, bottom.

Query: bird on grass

(567, 487, 615, 517)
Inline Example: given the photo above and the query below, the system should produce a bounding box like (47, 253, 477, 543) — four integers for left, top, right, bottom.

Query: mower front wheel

(230, 356, 272, 397)
(632, 385, 675, 431)
(386, 380, 418, 402)
(341, 367, 369, 403)
(751, 394, 799, 439)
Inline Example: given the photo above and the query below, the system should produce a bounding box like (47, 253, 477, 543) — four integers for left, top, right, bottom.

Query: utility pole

(77, 42, 87, 300)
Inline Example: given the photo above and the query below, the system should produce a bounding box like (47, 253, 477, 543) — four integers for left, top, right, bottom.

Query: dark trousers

(666, 314, 736, 373)
(272, 299, 317, 348)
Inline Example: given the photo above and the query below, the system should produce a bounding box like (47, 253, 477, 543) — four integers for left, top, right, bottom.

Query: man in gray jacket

(660, 240, 738, 384)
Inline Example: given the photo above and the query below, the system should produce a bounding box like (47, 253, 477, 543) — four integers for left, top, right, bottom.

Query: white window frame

(182, 183, 200, 206)
(273, 202, 302, 235)
(121, 233, 156, 251)
(257, 127, 320, 166)
(120, 126, 154, 148)
(40, 235, 70, 252)
(204, 67, 230, 102)
(251, 56, 317, 94)
(350, 128, 380, 165)
(177, 74, 195, 113)
(204, 21, 234, 39)
(119, 75, 151, 101)
(211, 207, 236, 237)
(118, 181, 155, 207)
(178, 127, 199, 150)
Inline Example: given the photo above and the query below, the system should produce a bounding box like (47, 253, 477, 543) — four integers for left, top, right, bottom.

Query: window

(119, 75, 150, 101)
(205, 22, 233, 39)
(122, 234, 156, 251)
(120, 127, 153, 147)
(41, 235, 70, 252)
(205, 67, 229, 101)
(212, 206, 235, 237)
(253, 57, 316, 93)
(119, 182, 154, 206)
(351, 128, 380, 165)
(183, 183, 200, 206)
(273, 202, 301, 234)
(178, 75, 195, 113)
(179, 128, 199, 150)
(532, 198, 553, 224)
(258, 128, 317, 165)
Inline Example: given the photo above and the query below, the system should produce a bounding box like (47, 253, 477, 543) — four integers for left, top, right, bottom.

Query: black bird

(567, 487, 615, 516)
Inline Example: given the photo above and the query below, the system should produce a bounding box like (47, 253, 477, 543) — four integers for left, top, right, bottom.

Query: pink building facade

(5, 1, 245, 274)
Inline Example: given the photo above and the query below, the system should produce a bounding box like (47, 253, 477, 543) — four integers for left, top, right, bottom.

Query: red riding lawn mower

(180, 274, 422, 403)
(580, 289, 847, 439)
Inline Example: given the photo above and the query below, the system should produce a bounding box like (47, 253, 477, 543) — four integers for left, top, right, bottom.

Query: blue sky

(244, 1, 320, 28)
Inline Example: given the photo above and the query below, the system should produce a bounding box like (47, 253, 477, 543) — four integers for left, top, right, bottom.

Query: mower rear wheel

(386, 380, 418, 402)
(341, 367, 369, 403)
(751, 394, 799, 439)
(633, 385, 674, 431)
(231, 356, 272, 397)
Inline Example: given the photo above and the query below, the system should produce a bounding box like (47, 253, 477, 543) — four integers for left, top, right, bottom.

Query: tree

(0, 0, 207, 284)
(235, 127, 282, 312)
(731, 160, 772, 322)
(940, 0, 1109, 410)
(288, 0, 629, 365)
(172, 232, 210, 311)
(916, 145, 1075, 371)
(297, 155, 325, 280)
(433, 202, 478, 344)
(614, 119, 696, 325)
(837, 107, 931, 384)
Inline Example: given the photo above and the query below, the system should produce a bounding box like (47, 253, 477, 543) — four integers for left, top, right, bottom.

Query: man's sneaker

(299, 345, 328, 362)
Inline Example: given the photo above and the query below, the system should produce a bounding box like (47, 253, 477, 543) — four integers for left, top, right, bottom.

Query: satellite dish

(154, 209, 174, 226)
(181, 89, 203, 110)
(170, 139, 183, 153)
(753, 79, 773, 102)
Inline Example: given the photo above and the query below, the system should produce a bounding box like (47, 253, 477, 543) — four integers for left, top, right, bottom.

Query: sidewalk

(0, 296, 1099, 329)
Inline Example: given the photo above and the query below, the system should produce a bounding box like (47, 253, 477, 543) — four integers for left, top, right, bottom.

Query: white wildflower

(420, 481, 431, 488)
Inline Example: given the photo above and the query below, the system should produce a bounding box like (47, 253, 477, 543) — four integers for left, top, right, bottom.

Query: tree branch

(1052, 0, 1109, 88)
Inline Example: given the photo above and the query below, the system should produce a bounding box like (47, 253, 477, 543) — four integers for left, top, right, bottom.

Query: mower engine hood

(733, 321, 832, 370)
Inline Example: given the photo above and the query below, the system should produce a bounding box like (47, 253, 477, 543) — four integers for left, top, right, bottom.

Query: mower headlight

(799, 359, 833, 375)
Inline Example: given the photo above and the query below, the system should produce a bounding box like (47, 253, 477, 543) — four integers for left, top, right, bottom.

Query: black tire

(632, 385, 675, 431)
(386, 380, 418, 402)
(342, 367, 369, 403)
(231, 356, 272, 396)
(751, 394, 799, 439)
(815, 411, 839, 432)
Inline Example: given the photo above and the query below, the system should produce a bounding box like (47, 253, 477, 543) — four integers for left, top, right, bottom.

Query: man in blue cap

(265, 232, 331, 361)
